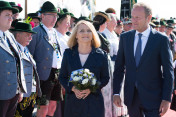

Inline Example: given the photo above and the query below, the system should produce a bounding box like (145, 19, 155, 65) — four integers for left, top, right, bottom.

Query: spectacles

(44, 13, 59, 19)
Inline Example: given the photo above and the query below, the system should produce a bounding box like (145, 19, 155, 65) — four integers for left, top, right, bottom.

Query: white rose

(91, 79, 96, 85)
(88, 76, 92, 79)
(83, 74, 87, 77)
(84, 69, 90, 73)
(73, 76, 81, 81)
(82, 79, 89, 85)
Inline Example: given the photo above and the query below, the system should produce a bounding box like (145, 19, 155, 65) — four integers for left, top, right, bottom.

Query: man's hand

(159, 100, 170, 116)
(113, 95, 123, 107)
(18, 93, 23, 103)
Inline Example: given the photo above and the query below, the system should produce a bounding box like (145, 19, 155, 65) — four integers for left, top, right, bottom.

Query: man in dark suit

(0, 1, 27, 117)
(113, 3, 174, 117)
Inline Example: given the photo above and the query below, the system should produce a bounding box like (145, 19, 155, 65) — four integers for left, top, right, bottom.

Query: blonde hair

(67, 20, 101, 48)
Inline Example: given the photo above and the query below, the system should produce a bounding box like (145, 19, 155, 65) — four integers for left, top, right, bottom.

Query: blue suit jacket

(27, 24, 61, 81)
(113, 29, 174, 109)
(0, 31, 27, 100)
(20, 47, 42, 97)
(59, 46, 110, 117)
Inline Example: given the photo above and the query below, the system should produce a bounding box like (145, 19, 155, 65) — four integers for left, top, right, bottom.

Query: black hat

(94, 11, 110, 22)
(117, 20, 123, 26)
(153, 20, 160, 27)
(9, 2, 23, 13)
(123, 17, 132, 25)
(40, 1, 58, 13)
(160, 20, 166, 26)
(57, 9, 70, 21)
(10, 22, 37, 34)
(70, 13, 77, 20)
(74, 16, 93, 23)
(166, 23, 175, 29)
(151, 17, 156, 21)
(167, 19, 175, 24)
(27, 13, 41, 21)
(149, 22, 156, 28)
(0, 1, 18, 14)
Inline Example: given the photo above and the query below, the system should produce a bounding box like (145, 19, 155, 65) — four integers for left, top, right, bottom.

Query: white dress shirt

(42, 24, 62, 69)
(134, 26, 151, 56)
(0, 30, 3, 38)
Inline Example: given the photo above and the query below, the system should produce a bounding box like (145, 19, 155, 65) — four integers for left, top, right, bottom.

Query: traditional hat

(70, 13, 77, 20)
(40, 1, 58, 13)
(123, 17, 132, 25)
(160, 20, 166, 26)
(149, 22, 156, 28)
(167, 19, 175, 24)
(74, 16, 93, 23)
(166, 23, 175, 29)
(117, 20, 123, 26)
(27, 13, 41, 21)
(10, 22, 37, 34)
(94, 11, 110, 22)
(55, 8, 71, 23)
(9, 2, 23, 13)
(0, 1, 18, 14)
(153, 20, 160, 27)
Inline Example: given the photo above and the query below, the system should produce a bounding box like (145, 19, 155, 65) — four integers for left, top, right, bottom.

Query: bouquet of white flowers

(69, 68, 100, 93)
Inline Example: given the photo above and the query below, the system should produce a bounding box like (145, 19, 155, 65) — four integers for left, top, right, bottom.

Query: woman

(59, 20, 110, 117)
(93, 11, 110, 53)
(55, 9, 71, 55)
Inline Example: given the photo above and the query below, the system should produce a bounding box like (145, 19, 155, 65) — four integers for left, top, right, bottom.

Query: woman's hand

(72, 86, 83, 99)
(81, 89, 91, 99)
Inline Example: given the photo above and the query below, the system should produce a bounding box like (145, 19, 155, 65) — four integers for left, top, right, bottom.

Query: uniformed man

(10, 22, 42, 117)
(27, 1, 63, 117)
(0, 1, 27, 117)
(9, 2, 23, 29)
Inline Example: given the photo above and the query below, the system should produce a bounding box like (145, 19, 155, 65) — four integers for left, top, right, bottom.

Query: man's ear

(147, 15, 152, 23)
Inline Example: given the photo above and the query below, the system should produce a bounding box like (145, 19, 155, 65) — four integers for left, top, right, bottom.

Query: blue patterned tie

(135, 33, 142, 67)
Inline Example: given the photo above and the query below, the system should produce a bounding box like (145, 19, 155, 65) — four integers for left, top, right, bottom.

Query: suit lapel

(129, 30, 136, 66)
(83, 47, 97, 69)
(40, 24, 55, 49)
(7, 34, 21, 57)
(0, 40, 13, 55)
(71, 46, 82, 69)
(138, 29, 156, 67)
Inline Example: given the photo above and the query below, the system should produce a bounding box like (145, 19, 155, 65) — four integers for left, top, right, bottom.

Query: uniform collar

(17, 42, 25, 52)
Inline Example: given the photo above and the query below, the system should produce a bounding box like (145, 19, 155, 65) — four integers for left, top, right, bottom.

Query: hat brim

(10, 29, 37, 34)
(40, 10, 58, 13)
(0, 7, 18, 14)
(16, 6, 23, 13)
(31, 16, 41, 21)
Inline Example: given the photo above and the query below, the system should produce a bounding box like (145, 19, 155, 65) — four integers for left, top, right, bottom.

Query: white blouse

(79, 53, 89, 66)
(103, 28, 119, 57)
